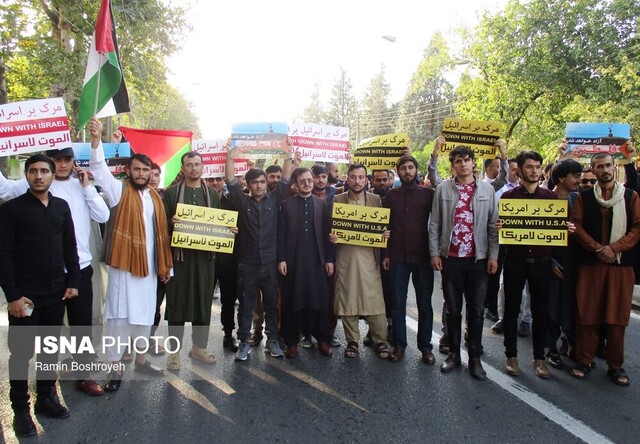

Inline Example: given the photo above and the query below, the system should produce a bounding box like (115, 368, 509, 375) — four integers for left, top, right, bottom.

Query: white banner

(193, 139, 249, 178)
(289, 123, 350, 163)
(0, 98, 71, 158)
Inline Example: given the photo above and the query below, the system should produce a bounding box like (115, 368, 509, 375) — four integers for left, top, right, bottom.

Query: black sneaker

(34, 391, 69, 418)
(546, 350, 563, 369)
(491, 319, 504, 334)
(13, 410, 36, 437)
(485, 309, 499, 323)
(223, 335, 239, 352)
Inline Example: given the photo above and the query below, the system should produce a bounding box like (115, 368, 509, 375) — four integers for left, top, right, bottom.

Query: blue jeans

(441, 257, 488, 359)
(390, 262, 434, 350)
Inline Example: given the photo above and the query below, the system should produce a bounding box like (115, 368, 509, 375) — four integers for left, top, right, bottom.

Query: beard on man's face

(130, 177, 150, 190)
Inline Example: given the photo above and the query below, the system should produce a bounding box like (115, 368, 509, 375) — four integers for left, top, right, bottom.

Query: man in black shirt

(224, 142, 296, 361)
(0, 154, 80, 437)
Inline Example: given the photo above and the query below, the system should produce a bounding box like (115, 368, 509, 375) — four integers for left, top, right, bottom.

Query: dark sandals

(344, 341, 358, 358)
(375, 342, 391, 360)
(570, 363, 591, 379)
(607, 368, 630, 386)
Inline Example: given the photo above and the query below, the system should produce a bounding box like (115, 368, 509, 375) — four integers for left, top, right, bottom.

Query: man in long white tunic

(88, 118, 172, 391)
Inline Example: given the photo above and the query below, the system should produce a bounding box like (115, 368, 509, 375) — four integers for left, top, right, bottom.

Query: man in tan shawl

(570, 151, 640, 386)
(88, 118, 173, 391)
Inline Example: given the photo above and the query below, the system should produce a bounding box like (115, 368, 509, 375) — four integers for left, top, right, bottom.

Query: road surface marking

(406, 316, 613, 444)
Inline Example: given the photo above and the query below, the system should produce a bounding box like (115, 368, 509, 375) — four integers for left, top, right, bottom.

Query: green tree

(358, 65, 393, 140)
(3, 0, 197, 136)
(326, 67, 358, 144)
(457, 0, 640, 158)
(397, 32, 455, 152)
(300, 82, 325, 124)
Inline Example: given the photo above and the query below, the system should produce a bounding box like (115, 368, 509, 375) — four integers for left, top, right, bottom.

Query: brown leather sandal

(344, 341, 358, 358)
(376, 342, 391, 359)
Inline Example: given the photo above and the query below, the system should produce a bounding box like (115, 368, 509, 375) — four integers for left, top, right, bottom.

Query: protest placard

(0, 98, 71, 158)
(438, 117, 503, 158)
(331, 202, 390, 248)
(289, 123, 350, 163)
(192, 139, 248, 178)
(230, 122, 290, 160)
(73, 142, 131, 179)
(352, 132, 408, 169)
(171, 203, 238, 253)
(564, 122, 631, 162)
(498, 198, 568, 246)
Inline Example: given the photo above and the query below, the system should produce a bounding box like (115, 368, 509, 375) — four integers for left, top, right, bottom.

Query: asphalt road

(0, 271, 638, 444)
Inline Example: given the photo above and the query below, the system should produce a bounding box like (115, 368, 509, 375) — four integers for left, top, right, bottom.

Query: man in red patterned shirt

(429, 146, 499, 380)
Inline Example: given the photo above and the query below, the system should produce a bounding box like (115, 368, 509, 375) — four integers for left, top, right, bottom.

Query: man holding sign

(162, 151, 220, 370)
(330, 164, 391, 359)
(499, 151, 563, 379)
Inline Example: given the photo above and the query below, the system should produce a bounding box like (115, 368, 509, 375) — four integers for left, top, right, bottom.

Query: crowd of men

(0, 118, 637, 437)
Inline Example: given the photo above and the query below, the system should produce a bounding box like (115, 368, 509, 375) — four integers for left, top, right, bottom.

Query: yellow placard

(498, 199, 568, 246)
(439, 117, 503, 158)
(331, 202, 390, 248)
(357, 132, 409, 148)
(353, 132, 409, 169)
(499, 228, 567, 246)
(171, 203, 238, 253)
(174, 203, 237, 227)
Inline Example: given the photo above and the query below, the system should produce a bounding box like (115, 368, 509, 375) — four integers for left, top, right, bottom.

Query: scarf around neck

(593, 181, 626, 264)
(109, 184, 173, 277)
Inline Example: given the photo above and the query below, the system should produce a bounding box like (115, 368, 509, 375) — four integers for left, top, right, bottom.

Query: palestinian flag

(78, 0, 130, 130)
(119, 127, 193, 187)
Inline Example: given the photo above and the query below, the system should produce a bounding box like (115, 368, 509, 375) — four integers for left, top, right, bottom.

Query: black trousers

(485, 245, 507, 314)
(503, 254, 551, 360)
(281, 308, 331, 346)
(215, 258, 238, 335)
(152, 278, 166, 335)
(442, 258, 488, 359)
(65, 265, 94, 378)
(9, 292, 66, 412)
(236, 262, 279, 342)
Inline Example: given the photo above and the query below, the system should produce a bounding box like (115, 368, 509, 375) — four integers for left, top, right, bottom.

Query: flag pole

(93, 52, 103, 118)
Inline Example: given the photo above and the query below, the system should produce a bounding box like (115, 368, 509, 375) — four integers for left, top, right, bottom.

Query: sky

(166, 0, 508, 139)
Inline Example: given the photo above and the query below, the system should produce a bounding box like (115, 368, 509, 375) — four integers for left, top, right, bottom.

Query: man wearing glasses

(580, 169, 597, 191)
